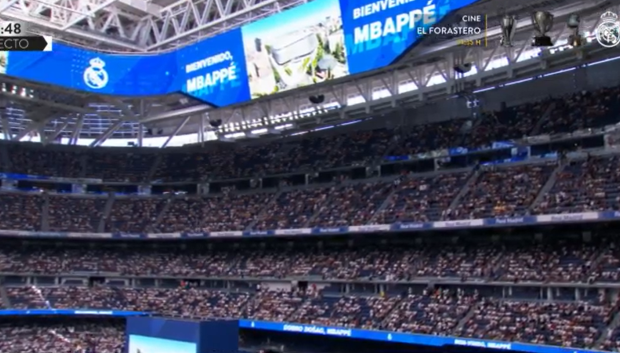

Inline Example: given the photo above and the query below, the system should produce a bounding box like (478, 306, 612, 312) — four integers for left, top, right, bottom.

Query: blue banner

(4, 32, 250, 107)
(175, 29, 250, 107)
(340, 0, 478, 74)
(0, 211, 615, 239)
(243, 230, 276, 237)
(5, 47, 177, 96)
(0, 172, 50, 180)
(238, 320, 603, 353)
(112, 233, 148, 239)
(0, 172, 102, 184)
(0, 309, 148, 316)
(1, 0, 478, 106)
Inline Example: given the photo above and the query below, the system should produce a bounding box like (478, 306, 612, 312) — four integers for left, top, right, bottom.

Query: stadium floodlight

(309, 95, 325, 104)
(209, 119, 222, 128)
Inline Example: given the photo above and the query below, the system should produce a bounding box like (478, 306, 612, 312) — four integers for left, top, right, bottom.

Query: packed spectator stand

(0, 274, 619, 351)
(0, 86, 617, 235)
(0, 318, 124, 353)
(1, 86, 616, 181)
(0, 85, 619, 352)
(3, 236, 617, 283)
(0, 156, 616, 233)
(0, 233, 619, 350)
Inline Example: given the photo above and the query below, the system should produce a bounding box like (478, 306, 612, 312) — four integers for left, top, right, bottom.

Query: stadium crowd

(0, 85, 616, 234)
(0, 239, 616, 283)
(1, 86, 617, 183)
(0, 283, 618, 351)
(0, 318, 124, 353)
(1, 153, 620, 234)
(0, 85, 618, 352)
(457, 298, 616, 348)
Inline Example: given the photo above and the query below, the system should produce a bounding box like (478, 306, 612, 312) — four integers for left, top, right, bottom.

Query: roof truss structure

(141, 2, 614, 123)
(0, 0, 309, 51)
(142, 0, 307, 50)
(0, 0, 617, 145)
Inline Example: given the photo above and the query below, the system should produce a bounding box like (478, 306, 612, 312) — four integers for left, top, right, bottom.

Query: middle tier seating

(48, 196, 106, 232)
(2, 157, 615, 235)
(105, 198, 167, 233)
(447, 163, 556, 220)
(0, 239, 619, 283)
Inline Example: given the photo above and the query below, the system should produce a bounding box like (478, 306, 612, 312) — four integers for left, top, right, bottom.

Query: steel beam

(1, 0, 307, 50)
(143, 0, 305, 50)
(140, 104, 211, 123)
(0, 0, 146, 51)
(200, 112, 209, 143)
(15, 111, 63, 141)
(69, 115, 85, 145)
(47, 119, 71, 144)
(137, 123, 143, 147)
(161, 115, 190, 147)
(0, 0, 18, 13)
(1, 115, 11, 140)
(60, 0, 118, 30)
(0, 91, 133, 121)
(89, 119, 123, 147)
(101, 96, 136, 118)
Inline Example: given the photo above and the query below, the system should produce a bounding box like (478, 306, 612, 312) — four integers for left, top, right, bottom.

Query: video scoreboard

(0, 4, 616, 108)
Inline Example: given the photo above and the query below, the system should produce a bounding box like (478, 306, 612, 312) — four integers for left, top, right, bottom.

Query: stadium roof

(0, 0, 617, 147)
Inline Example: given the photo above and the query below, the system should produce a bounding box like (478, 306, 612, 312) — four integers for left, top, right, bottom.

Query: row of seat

(2, 155, 619, 233)
(3, 86, 619, 182)
(0, 318, 123, 353)
(2, 286, 618, 351)
(0, 238, 618, 282)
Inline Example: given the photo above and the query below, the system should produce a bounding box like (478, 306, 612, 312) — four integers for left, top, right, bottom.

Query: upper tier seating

(538, 87, 620, 135)
(373, 173, 468, 223)
(2, 86, 617, 183)
(84, 152, 157, 182)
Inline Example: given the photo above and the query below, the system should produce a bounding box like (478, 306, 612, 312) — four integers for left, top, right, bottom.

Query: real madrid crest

(83, 57, 109, 90)
(596, 11, 620, 48)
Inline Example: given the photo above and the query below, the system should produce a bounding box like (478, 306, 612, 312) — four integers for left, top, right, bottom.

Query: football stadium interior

(0, 0, 619, 352)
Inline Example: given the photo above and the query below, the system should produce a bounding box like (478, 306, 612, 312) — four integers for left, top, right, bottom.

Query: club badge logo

(83, 57, 109, 89)
(596, 11, 620, 48)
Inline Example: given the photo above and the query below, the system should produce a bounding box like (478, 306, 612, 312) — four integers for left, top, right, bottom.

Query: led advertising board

(2, 0, 478, 107)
